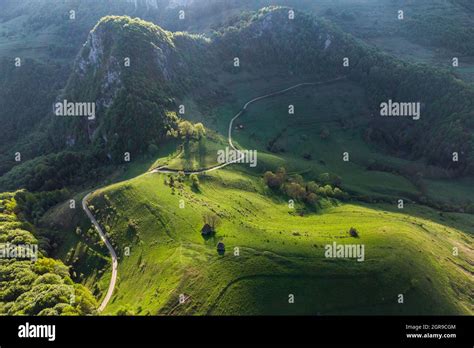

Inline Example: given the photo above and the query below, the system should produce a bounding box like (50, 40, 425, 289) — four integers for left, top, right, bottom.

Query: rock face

(125, 0, 159, 10)
(166, 0, 195, 9)
(69, 22, 124, 142)
(49, 15, 208, 158)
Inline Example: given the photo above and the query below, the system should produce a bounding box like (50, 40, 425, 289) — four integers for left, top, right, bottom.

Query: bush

(263, 171, 281, 188)
(203, 212, 220, 231)
(318, 173, 342, 186)
(349, 227, 359, 238)
(283, 182, 306, 200)
(305, 192, 319, 206)
(306, 181, 319, 194)
(190, 174, 200, 190)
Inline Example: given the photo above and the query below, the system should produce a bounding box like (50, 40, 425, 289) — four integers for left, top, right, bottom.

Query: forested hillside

(37, 7, 474, 179)
(0, 192, 97, 315)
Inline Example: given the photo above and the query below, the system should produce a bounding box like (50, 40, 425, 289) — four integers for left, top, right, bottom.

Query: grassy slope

(207, 77, 474, 205)
(82, 74, 473, 315)
(30, 3, 474, 315)
(41, 70, 474, 315)
(88, 167, 472, 315)
(223, 80, 417, 196)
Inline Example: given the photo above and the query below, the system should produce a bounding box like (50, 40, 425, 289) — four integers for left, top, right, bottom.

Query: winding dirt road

(82, 193, 118, 312)
(82, 77, 344, 312)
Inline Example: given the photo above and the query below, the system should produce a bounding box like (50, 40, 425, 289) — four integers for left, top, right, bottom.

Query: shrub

(203, 212, 220, 231)
(349, 227, 359, 238)
(305, 192, 319, 206)
(283, 182, 306, 200)
(263, 171, 280, 188)
(318, 173, 342, 186)
(190, 174, 200, 190)
(306, 181, 319, 194)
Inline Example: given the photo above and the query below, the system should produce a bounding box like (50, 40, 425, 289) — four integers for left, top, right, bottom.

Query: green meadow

(41, 74, 473, 316)
(83, 167, 472, 315)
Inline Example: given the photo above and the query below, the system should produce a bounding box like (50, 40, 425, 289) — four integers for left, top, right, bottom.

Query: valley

(75, 75, 473, 315)
(0, 1, 473, 317)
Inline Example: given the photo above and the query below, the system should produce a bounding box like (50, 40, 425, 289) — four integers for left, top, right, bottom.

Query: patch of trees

(345, 39, 474, 175)
(0, 58, 67, 176)
(215, 7, 474, 175)
(213, 7, 342, 78)
(14, 189, 70, 224)
(0, 151, 110, 192)
(399, 15, 474, 55)
(0, 193, 97, 315)
(165, 172, 184, 194)
(190, 174, 200, 190)
(165, 172, 202, 193)
(175, 121, 206, 142)
(168, 120, 207, 162)
(263, 167, 347, 208)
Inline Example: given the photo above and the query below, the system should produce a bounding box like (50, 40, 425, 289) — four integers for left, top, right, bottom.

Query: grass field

(82, 167, 473, 315)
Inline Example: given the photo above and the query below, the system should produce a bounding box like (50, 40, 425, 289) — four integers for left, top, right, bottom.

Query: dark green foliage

(0, 58, 66, 176)
(45, 16, 212, 163)
(400, 14, 474, 55)
(190, 174, 200, 190)
(0, 58, 64, 144)
(318, 173, 342, 186)
(3, 5, 474, 191)
(14, 189, 70, 223)
(0, 151, 109, 192)
(324, 27, 474, 174)
(213, 6, 345, 78)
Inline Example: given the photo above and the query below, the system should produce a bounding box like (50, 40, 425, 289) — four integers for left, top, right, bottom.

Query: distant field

(206, 79, 418, 200)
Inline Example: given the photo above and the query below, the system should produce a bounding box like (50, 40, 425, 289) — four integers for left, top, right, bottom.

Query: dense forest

(400, 14, 474, 55)
(0, 192, 97, 315)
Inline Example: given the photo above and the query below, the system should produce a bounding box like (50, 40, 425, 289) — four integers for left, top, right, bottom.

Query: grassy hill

(3, 4, 474, 316)
(80, 167, 472, 315)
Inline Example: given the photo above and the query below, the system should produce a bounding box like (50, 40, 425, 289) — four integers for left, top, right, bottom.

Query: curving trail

(83, 77, 345, 312)
(151, 77, 345, 174)
(82, 193, 118, 312)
